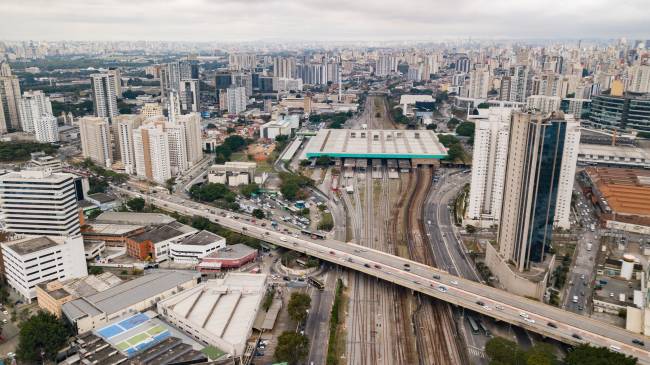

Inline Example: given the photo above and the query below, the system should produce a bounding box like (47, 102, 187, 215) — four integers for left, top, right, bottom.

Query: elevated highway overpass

(113, 185, 650, 363)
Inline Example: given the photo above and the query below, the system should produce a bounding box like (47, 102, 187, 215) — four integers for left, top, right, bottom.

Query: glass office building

(589, 92, 650, 133)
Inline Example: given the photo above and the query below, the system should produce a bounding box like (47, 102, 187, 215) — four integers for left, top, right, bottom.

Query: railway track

(402, 166, 469, 365)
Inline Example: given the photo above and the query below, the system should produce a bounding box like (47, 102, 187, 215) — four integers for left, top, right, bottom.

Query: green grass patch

(202, 346, 226, 360)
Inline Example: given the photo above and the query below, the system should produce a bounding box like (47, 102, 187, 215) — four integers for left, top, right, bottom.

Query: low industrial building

(169, 230, 226, 264)
(578, 143, 650, 169)
(81, 222, 146, 247)
(126, 222, 197, 262)
(302, 129, 447, 164)
(399, 94, 434, 116)
(157, 273, 268, 356)
(86, 192, 120, 211)
(260, 114, 300, 139)
(208, 161, 267, 186)
(62, 271, 200, 333)
(2, 235, 88, 302)
(29, 152, 62, 172)
(197, 244, 258, 273)
(36, 272, 122, 318)
(581, 167, 650, 234)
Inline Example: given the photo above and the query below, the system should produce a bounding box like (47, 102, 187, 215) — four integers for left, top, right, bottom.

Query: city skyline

(1, 0, 650, 42)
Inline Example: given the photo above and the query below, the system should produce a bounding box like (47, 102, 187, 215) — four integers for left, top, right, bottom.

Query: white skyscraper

(33, 114, 59, 143)
(90, 73, 119, 119)
(553, 116, 581, 229)
(133, 123, 172, 184)
(273, 57, 296, 79)
(0, 169, 81, 236)
(18, 90, 52, 132)
(115, 115, 145, 175)
(79, 116, 112, 167)
(226, 87, 247, 114)
(176, 113, 203, 165)
(467, 108, 513, 223)
(165, 123, 189, 175)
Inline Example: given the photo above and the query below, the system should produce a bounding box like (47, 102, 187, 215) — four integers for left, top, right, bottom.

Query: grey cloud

(0, 0, 648, 41)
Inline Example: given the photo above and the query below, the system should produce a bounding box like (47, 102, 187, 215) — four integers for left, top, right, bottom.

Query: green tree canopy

(287, 292, 312, 324)
(16, 311, 72, 362)
(485, 337, 527, 365)
(239, 183, 259, 198)
(252, 209, 265, 219)
(274, 331, 309, 365)
(126, 197, 146, 212)
(565, 345, 637, 365)
(456, 121, 476, 138)
(189, 183, 235, 203)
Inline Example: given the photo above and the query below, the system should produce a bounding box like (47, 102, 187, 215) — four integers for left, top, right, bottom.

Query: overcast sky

(1, 0, 649, 42)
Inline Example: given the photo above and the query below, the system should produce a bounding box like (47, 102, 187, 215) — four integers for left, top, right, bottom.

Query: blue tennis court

(98, 324, 124, 339)
(117, 313, 149, 331)
(153, 331, 170, 342)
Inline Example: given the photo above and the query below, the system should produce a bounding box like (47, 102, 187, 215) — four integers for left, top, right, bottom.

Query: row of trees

(437, 134, 466, 163)
(486, 336, 637, 365)
(0, 142, 59, 162)
(188, 182, 239, 211)
(274, 292, 312, 365)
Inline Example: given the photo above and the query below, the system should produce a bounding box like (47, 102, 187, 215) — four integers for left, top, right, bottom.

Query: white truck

(586, 243, 593, 251)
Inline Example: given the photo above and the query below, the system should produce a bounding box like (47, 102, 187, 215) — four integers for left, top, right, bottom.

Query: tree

(465, 225, 477, 234)
(274, 331, 309, 365)
(16, 311, 71, 362)
(315, 156, 332, 166)
(485, 337, 526, 365)
(426, 123, 437, 130)
(87, 209, 103, 220)
(456, 121, 475, 138)
(525, 343, 557, 365)
(239, 183, 259, 198)
(287, 292, 311, 324)
(565, 345, 637, 365)
(88, 266, 104, 275)
(165, 177, 176, 193)
(252, 209, 265, 219)
(318, 213, 334, 231)
(126, 197, 146, 212)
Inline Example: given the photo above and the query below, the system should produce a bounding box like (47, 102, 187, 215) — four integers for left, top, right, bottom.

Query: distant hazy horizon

(1, 0, 649, 42)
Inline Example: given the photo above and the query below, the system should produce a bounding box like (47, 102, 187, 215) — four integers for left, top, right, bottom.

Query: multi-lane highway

(113, 185, 650, 363)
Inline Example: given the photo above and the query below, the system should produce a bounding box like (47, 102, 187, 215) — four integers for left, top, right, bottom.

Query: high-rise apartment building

(526, 95, 562, 114)
(179, 79, 199, 114)
(456, 56, 471, 73)
(115, 114, 145, 175)
(497, 111, 580, 271)
(175, 113, 203, 166)
(0, 62, 22, 132)
(18, 90, 52, 132)
(228, 54, 257, 70)
(0, 169, 81, 236)
(500, 65, 529, 103)
(140, 103, 163, 118)
(273, 57, 296, 79)
(226, 87, 247, 115)
(90, 73, 119, 119)
(467, 108, 514, 223)
(467, 66, 491, 99)
(133, 123, 172, 184)
(107, 68, 122, 97)
(79, 117, 112, 167)
(628, 64, 650, 93)
(33, 115, 59, 143)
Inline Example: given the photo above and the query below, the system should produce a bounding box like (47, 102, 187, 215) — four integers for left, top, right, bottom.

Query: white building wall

(34, 114, 59, 142)
(18, 90, 52, 132)
(2, 236, 87, 302)
(554, 117, 581, 229)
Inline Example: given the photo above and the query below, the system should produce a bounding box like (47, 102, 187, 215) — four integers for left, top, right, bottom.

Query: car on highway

(475, 301, 485, 306)
(437, 285, 448, 293)
(632, 339, 645, 346)
(280, 236, 287, 242)
(572, 333, 582, 340)
(404, 263, 410, 267)
(329, 251, 335, 255)
(432, 274, 441, 280)
(609, 345, 621, 353)
(524, 318, 535, 324)
(547, 322, 557, 328)
(482, 305, 492, 311)
(450, 280, 458, 285)
(374, 264, 381, 269)
(495, 305, 504, 311)
(404, 267, 411, 272)
(519, 312, 529, 319)
(364, 263, 371, 268)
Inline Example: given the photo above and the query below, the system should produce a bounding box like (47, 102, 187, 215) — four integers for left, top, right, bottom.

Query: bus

(301, 229, 326, 240)
(477, 320, 491, 337)
(467, 316, 479, 335)
(308, 277, 325, 291)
